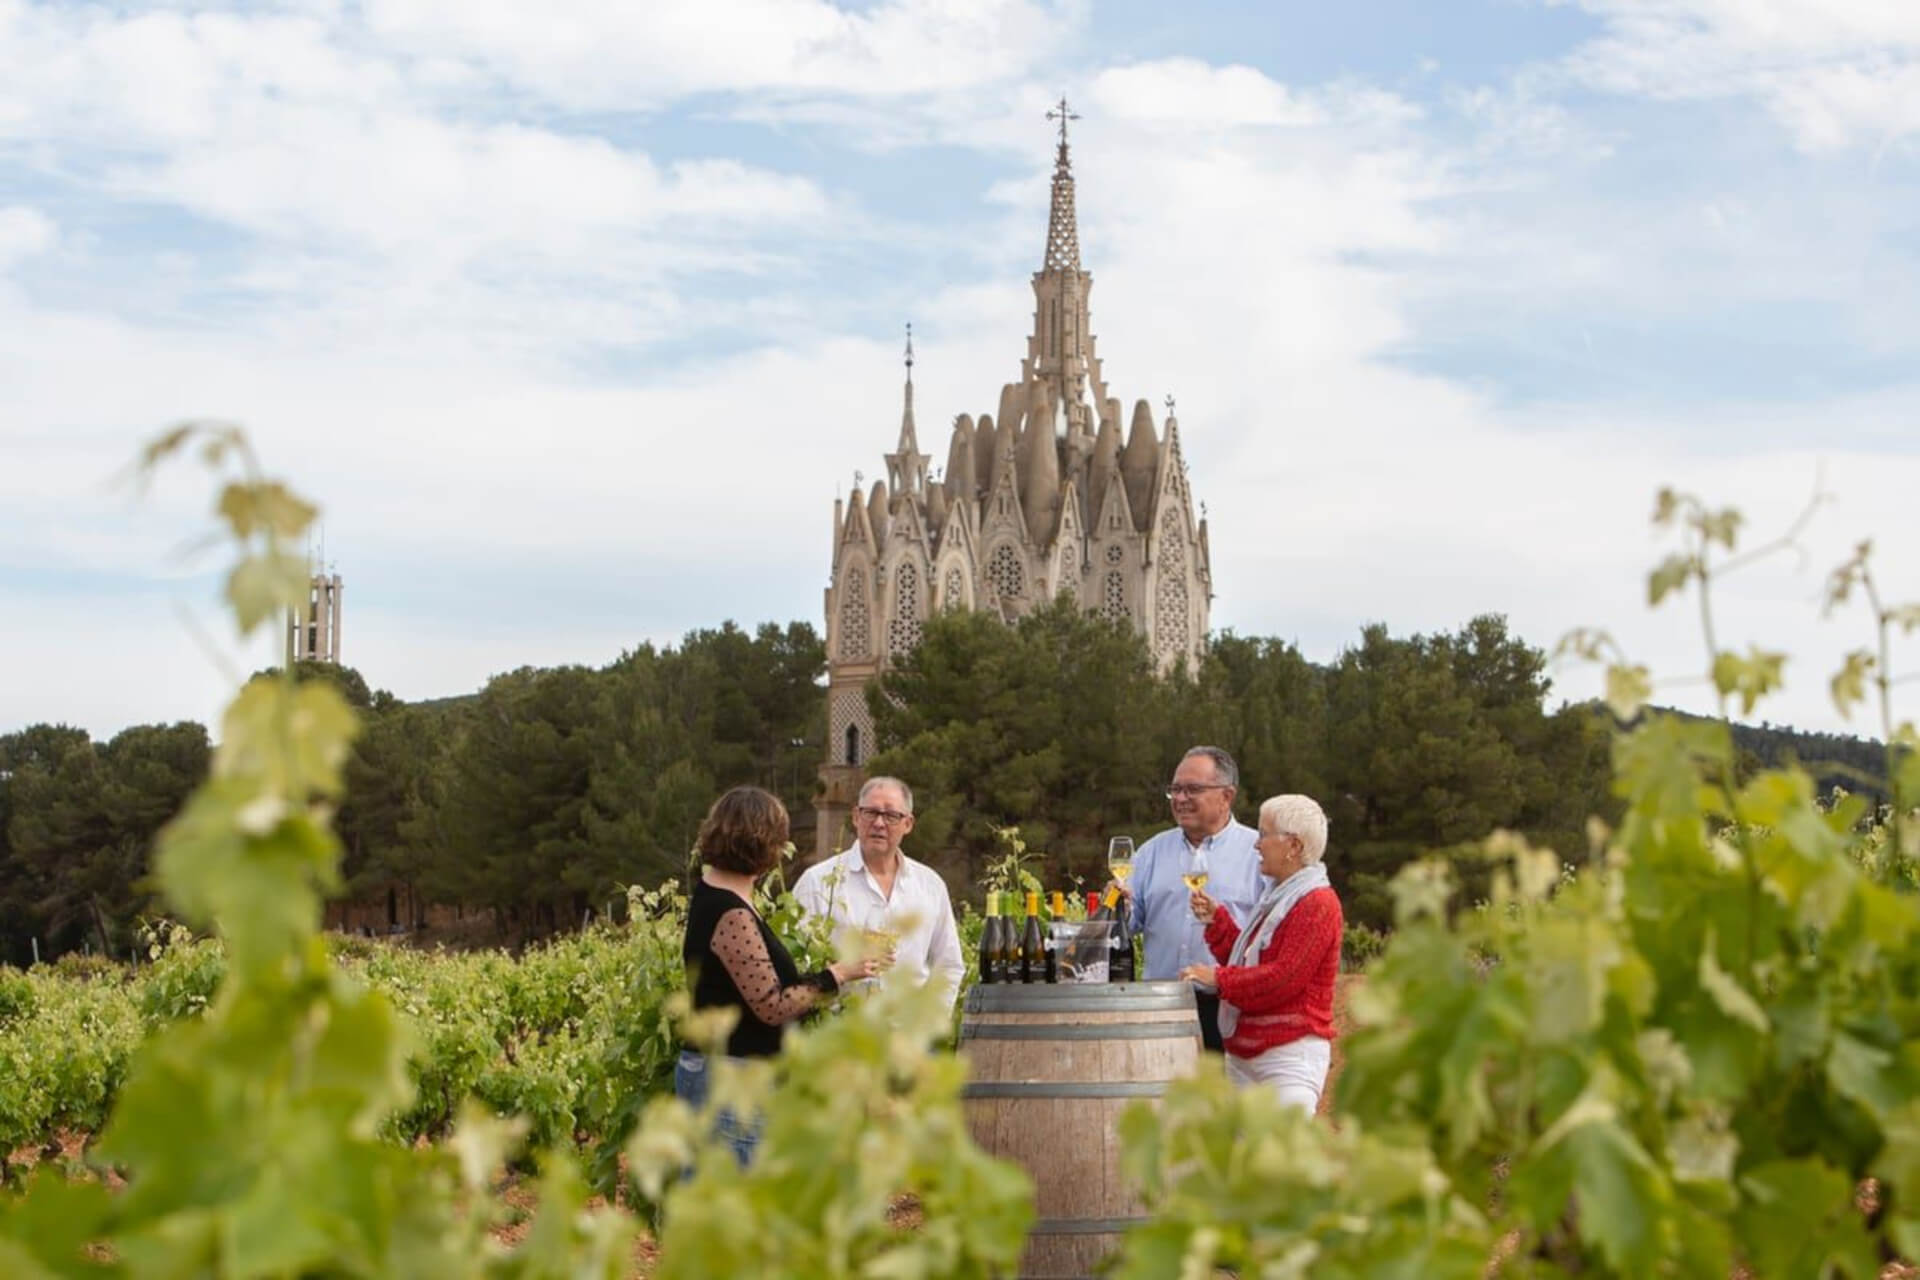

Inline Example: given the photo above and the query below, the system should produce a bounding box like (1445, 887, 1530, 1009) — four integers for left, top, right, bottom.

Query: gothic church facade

(816, 117, 1214, 850)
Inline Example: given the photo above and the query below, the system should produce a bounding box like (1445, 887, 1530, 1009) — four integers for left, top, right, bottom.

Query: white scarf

(1217, 862, 1330, 1038)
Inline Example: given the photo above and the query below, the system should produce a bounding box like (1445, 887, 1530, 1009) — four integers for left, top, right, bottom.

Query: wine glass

(1107, 836, 1135, 889)
(1183, 845, 1209, 894)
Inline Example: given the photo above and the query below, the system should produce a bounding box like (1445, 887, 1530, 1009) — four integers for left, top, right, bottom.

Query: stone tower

(288, 555, 344, 665)
(815, 107, 1214, 852)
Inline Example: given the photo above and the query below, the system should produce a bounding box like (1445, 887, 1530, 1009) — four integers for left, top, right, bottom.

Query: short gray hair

(1181, 746, 1238, 789)
(1259, 795, 1328, 865)
(858, 775, 915, 815)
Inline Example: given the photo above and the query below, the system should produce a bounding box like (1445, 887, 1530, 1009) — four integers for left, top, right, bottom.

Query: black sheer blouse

(684, 878, 836, 1058)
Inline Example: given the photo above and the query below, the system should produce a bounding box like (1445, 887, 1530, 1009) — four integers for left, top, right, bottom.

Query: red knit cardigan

(1202, 888, 1343, 1058)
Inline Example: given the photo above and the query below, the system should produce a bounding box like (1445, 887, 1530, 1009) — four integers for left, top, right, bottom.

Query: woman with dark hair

(676, 785, 876, 1161)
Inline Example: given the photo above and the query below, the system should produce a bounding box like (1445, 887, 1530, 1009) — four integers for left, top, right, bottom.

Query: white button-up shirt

(792, 845, 966, 1009)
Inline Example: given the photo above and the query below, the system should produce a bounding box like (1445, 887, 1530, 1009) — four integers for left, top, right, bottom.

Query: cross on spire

(1047, 96, 1079, 149)
(904, 322, 914, 377)
(1164, 393, 1176, 417)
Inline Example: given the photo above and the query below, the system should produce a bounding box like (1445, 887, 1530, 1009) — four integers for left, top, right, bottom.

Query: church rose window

(987, 543, 1025, 600)
(1105, 543, 1124, 565)
(839, 566, 871, 661)
(888, 561, 923, 655)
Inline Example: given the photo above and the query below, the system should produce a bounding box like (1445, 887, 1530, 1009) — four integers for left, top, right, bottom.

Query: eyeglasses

(857, 806, 911, 825)
(1165, 784, 1230, 799)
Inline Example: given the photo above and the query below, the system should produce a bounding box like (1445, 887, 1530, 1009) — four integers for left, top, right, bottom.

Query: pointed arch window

(987, 544, 1025, 600)
(1154, 510, 1190, 663)
(887, 561, 923, 655)
(838, 566, 872, 661)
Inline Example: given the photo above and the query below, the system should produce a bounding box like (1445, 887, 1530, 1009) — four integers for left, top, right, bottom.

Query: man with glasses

(1129, 746, 1268, 1050)
(793, 775, 966, 1010)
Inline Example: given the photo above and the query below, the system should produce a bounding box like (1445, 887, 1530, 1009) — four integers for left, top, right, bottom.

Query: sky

(3, 0, 1919, 744)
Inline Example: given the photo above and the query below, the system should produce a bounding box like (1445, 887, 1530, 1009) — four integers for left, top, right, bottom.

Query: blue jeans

(674, 1049, 761, 1167)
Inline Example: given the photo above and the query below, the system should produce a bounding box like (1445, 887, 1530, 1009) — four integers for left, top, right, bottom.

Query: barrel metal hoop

(965, 993, 1196, 1013)
(1030, 1215, 1145, 1236)
(960, 1022, 1197, 1041)
(961, 1081, 1167, 1099)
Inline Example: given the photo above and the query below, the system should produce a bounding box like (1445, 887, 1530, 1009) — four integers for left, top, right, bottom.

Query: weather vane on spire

(1165, 393, 1177, 417)
(1047, 96, 1079, 149)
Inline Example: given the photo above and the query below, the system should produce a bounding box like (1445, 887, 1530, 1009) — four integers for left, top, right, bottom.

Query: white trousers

(1224, 1036, 1332, 1115)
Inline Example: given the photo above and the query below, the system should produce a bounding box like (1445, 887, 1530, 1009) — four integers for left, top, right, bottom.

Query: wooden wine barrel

(958, 980, 1202, 1279)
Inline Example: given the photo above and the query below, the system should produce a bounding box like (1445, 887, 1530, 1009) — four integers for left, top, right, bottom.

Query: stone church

(816, 111, 1214, 851)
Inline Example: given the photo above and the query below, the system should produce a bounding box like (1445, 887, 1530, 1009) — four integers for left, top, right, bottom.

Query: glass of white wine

(1107, 836, 1135, 888)
(1183, 845, 1209, 894)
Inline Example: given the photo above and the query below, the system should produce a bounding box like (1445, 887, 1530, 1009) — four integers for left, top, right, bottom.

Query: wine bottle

(1091, 885, 1119, 921)
(1045, 891, 1064, 982)
(1109, 890, 1137, 983)
(1020, 891, 1044, 983)
(978, 893, 1000, 984)
(994, 891, 1017, 983)
(1086, 891, 1102, 916)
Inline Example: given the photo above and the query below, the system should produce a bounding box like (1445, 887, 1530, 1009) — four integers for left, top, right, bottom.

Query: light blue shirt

(1131, 820, 1268, 980)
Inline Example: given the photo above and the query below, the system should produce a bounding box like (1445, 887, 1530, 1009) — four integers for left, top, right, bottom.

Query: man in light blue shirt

(1130, 745, 1268, 1050)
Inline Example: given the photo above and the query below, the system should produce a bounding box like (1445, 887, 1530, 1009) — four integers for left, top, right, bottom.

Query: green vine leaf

(1830, 649, 1875, 720)
(1697, 928, 1768, 1033)
(1710, 647, 1786, 716)
(227, 549, 314, 634)
(1647, 553, 1695, 606)
(1604, 662, 1652, 720)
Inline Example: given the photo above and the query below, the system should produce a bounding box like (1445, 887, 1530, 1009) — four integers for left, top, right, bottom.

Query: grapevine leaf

(1647, 553, 1695, 606)
(1735, 1159, 1880, 1280)
(1823, 545, 1867, 613)
(1698, 506, 1743, 550)
(1604, 663, 1651, 720)
(226, 549, 312, 635)
(0, 1170, 113, 1273)
(1387, 859, 1453, 925)
(1710, 647, 1786, 716)
(1869, 1100, 1920, 1194)
(1829, 650, 1875, 720)
(1528, 916, 1614, 1045)
(1532, 1093, 1671, 1276)
(216, 481, 319, 542)
(1697, 928, 1767, 1033)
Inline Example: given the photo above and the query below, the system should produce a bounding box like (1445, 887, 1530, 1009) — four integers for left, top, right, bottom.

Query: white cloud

(0, 204, 54, 269)
(1567, 0, 1920, 150)
(1090, 60, 1328, 129)
(361, 0, 1081, 108)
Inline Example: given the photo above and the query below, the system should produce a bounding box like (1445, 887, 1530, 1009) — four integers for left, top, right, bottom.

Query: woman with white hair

(1179, 794, 1343, 1113)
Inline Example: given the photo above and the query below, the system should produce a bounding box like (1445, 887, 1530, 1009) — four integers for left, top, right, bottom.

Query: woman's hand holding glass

(1188, 888, 1218, 922)
(827, 954, 883, 988)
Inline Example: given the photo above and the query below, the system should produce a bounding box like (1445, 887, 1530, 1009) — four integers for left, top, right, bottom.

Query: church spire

(1022, 98, 1105, 439)
(1042, 96, 1081, 273)
(902, 321, 915, 435)
(885, 322, 930, 497)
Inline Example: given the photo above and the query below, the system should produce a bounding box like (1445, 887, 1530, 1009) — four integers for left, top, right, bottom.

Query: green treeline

(868, 602, 1613, 927)
(0, 603, 1890, 964)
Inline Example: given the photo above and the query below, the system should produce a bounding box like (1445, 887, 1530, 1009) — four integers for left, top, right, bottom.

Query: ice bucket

(1050, 919, 1114, 983)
